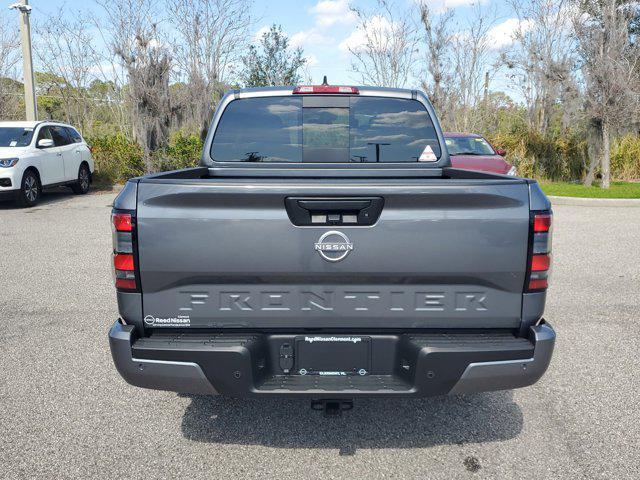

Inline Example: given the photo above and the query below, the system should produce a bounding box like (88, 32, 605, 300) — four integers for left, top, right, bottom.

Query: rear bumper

(109, 321, 217, 395)
(109, 320, 555, 398)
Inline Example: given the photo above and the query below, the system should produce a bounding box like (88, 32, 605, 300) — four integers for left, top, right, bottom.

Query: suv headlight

(0, 158, 19, 168)
(506, 165, 517, 176)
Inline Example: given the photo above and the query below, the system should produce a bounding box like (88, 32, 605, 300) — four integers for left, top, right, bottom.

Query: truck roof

(230, 85, 417, 97)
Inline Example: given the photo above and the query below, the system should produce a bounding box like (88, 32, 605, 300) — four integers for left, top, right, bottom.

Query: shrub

(489, 129, 586, 181)
(153, 131, 203, 172)
(611, 135, 640, 181)
(86, 128, 639, 185)
(86, 133, 145, 185)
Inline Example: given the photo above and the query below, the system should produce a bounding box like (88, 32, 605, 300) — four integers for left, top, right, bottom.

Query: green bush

(611, 135, 640, 181)
(85, 128, 638, 185)
(489, 128, 586, 181)
(86, 131, 204, 185)
(153, 131, 203, 172)
(86, 133, 145, 185)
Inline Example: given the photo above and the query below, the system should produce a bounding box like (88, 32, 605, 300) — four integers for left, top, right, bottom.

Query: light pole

(9, 0, 37, 121)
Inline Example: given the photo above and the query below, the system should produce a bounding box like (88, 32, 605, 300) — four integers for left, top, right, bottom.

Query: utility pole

(10, 0, 37, 120)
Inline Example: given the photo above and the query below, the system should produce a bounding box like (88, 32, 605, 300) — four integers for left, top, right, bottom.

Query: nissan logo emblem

(314, 231, 353, 262)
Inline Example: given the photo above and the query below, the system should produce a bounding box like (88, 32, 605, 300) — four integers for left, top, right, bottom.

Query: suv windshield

(445, 136, 495, 156)
(0, 127, 35, 147)
(210, 96, 441, 163)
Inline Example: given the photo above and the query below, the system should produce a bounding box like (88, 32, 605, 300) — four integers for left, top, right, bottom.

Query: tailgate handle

(297, 199, 371, 212)
(285, 197, 384, 226)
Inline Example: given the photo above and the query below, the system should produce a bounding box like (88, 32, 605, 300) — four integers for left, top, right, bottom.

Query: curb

(548, 195, 640, 207)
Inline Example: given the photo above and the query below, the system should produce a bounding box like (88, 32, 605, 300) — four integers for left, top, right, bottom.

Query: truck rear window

(210, 96, 441, 163)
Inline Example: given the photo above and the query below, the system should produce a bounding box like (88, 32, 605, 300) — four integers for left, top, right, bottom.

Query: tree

(418, 3, 498, 131)
(241, 25, 306, 87)
(34, 14, 100, 129)
(504, 0, 578, 135)
(449, 3, 497, 132)
(166, 0, 253, 138)
(0, 12, 21, 119)
(419, 5, 455, 117)
(347, 0, 418, 88)
(97, 0, 174, 172)
(573, 0, 640, 188)
(34, 71, 65, 119)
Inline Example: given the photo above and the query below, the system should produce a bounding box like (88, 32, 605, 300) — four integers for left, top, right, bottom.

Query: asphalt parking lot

(1, 189, 638, 479)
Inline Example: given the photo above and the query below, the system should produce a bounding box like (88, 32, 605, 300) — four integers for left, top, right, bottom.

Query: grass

(539, 181, 640, 199)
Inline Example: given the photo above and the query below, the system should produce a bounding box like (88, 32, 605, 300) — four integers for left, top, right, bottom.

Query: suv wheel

(72, 164, 91, 195)
(18, 170, 41, 207)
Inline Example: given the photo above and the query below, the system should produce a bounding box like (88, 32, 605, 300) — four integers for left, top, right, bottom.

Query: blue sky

(27, 0, 523, 95)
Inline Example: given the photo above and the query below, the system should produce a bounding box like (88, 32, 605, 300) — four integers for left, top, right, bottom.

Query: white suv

(0, 121, 95, 207)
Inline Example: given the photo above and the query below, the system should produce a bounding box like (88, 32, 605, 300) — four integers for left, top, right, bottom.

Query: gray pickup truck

(109, 85, 555, 409)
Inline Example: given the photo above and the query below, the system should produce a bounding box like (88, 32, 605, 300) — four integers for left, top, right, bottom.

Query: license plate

(295, 335, 371, 376)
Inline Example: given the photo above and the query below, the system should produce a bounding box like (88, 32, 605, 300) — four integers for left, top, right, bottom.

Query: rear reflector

(113, 254, 137, 291)
(115, 278, 136, 290)
(531, 254, 550, 271)
(112, 213, 132, 232)
(528, 278, 548, 290)
(293, 85, 359, 94)
(114, 253, 134, 271)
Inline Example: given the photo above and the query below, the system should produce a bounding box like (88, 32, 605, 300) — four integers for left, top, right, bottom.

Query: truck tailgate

(136, 178, 530, 330)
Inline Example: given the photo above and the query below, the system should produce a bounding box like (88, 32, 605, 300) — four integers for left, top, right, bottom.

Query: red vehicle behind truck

(444, 132, 517, 176)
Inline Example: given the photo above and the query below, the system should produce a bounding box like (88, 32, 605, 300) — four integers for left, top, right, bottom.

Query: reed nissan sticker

(144, 314, 191, 327)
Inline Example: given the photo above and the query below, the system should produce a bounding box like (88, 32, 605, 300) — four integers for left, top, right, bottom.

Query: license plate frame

(294, 335, 371, 376)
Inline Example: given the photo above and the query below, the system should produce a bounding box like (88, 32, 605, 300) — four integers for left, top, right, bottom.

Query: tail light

(112, 213, 132, 231)
(112, 210, 139, 291)
(525, 211, 552, 292)
(293, 85, 359, 94)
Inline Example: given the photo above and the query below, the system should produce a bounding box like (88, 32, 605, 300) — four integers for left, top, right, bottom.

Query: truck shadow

(0, 188, 74, 210)
(180, 391, 523, 449)
(0, 185, 116, 210)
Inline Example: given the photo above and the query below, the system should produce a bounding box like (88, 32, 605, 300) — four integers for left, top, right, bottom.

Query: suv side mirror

(496, 148, 506, 156)
(37, 138, 54, 148)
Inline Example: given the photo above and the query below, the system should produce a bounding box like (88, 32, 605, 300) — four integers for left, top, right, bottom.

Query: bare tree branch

(0, 12, 21, 119)
(504, 0, 577, 135)
(166, 0, 253, 137)
(348, 0, 418, 88)
(97, 0, 174, 172)
(33, 13, 103, 129)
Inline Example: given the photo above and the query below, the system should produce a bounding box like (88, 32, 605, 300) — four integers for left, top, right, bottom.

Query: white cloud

(252, 25, 332, 51)
(372, 111, 431, 128)
(305, 54, 320, 67)
(338, 15, 395, 53)
(267, 104, 299, 115)
(310, 0, 357, 27)
(486, 18, 534, 49)
(290, 30, 333, 49)
(253, 25, 271, 43)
